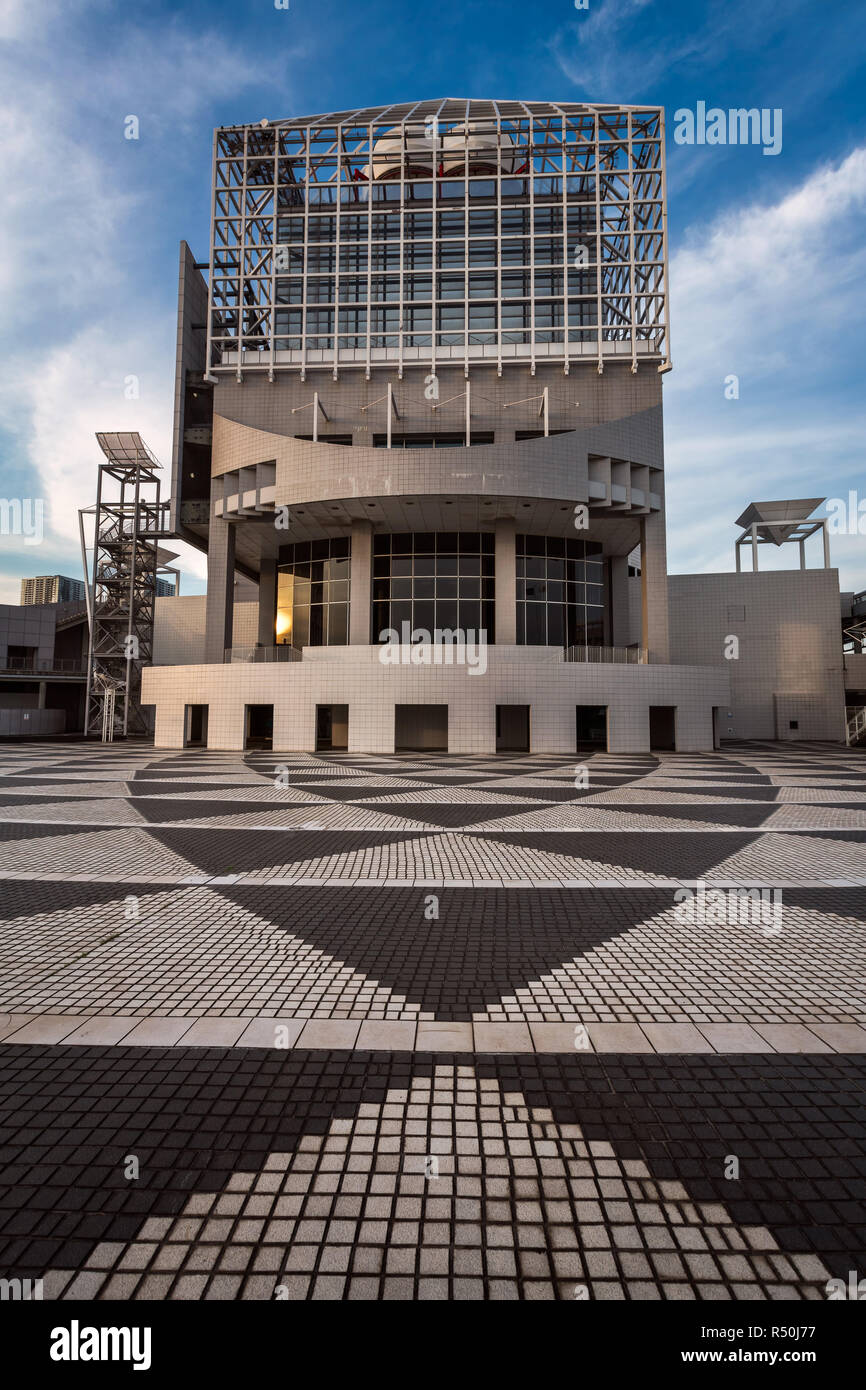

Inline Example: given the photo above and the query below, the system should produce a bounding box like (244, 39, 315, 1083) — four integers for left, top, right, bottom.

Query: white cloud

(0, 100, 132, 326)
(0, 0, 68, 41)
(664, 147, 866, 589)
(7, 321, 205, 582)
(550, 0, 717, 100)
(94, 22, 298, 131)
(22, 325, 171, 537)
(0, 5, 296, 600)
(669, 147, 866, 389)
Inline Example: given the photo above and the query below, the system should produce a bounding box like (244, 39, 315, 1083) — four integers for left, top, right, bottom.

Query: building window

(516, 535, 604, 648)
(372, 532, 495, 641)
(276, 537, 350, 648)
(372, 433, 494, 449)
(514, 430, 572, 441)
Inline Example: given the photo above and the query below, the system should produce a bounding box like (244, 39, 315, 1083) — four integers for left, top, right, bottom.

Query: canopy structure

(734, 499, 830, 570)
(96, 432, 162, 480)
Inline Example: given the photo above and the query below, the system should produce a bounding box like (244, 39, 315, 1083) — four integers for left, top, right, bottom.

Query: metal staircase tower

(80, 433, 173, 740)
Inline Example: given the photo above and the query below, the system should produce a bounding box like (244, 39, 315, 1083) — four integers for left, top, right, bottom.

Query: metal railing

(846, 706, 866, 747)
(224, 645, 303, 663)
(561, 644, 648, 664)
(220, 643, 649, 666)
(0, 658, 85, 674)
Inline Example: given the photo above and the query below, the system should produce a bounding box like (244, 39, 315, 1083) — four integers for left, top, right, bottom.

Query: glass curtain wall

(372, 532, 495, 639)
(516, 535, 604, 647)
(276, 537, 350, 647)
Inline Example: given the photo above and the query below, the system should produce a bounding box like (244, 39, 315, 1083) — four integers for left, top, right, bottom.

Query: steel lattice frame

(206, 99, 670, 381)
(83, 434, 171, 739)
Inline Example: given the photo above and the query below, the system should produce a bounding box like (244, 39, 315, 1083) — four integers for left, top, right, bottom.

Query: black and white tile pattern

(0, 740, 864, 1300)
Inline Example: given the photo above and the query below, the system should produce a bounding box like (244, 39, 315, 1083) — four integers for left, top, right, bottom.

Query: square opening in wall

(316, 704, 349, 751)
(496, 704, 530, 753)
(395, 704, 448, 752)
(649, 705, 676, 751)
(184, 704, 208, 748)
(576, 705, 608, 751)
(245, 704, 273, 750)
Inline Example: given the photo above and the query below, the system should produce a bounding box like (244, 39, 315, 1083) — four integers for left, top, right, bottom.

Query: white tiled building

(142, 101, 852, 753)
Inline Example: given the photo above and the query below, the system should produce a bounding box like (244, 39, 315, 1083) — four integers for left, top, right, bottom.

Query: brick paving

(0, 738, 864, 1300)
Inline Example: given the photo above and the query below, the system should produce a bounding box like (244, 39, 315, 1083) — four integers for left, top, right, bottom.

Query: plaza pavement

(0, 739, 864, 1300)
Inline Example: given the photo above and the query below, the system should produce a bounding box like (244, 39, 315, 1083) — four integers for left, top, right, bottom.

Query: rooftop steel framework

(81, 434, 172, 739)
(734, 499, 831, 572)
(207, 99, 670, 380)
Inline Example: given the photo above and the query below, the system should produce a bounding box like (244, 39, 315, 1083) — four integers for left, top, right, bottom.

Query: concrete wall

(844, 653, 866, 694)
(669, 570, 846, 742)
(0, 691, 38, 708)
(0, 603, 56, 668)
(211, 410, 663, 513)
(0, 708, 65, 736)
(213, 361, 663, 454)
(170, 241, 210, 535)
(153, 596, 258, 665)
(142, 646, 729, 754)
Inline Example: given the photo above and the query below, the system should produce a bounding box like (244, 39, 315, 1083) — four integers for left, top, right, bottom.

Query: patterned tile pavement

(0, 739, 864, 1301)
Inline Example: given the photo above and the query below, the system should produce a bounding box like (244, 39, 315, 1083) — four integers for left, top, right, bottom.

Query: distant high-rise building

(20, 575, 85, 606)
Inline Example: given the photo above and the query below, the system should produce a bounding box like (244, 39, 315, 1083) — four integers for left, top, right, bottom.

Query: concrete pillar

(38, 681, 47, 709)
(494, 518, 516, 645)
(257, 558, 277, 647)
(639, 510, 670, 663)
(349, 519, 373, 644)
(204, 502, 236, 665)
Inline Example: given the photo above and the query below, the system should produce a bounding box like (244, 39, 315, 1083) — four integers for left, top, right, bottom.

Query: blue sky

(1, 0, 864, 597)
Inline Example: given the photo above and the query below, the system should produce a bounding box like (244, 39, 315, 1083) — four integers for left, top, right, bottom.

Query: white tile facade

(669, 570, 846, 742)
(142, 646, 729, 753)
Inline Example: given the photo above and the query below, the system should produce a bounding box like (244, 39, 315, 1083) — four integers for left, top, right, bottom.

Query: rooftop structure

(207, 100, 669, 380)
(734, 498, 830, 571)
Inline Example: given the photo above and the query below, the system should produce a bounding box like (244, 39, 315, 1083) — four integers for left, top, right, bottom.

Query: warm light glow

(276, 609, 292, 640)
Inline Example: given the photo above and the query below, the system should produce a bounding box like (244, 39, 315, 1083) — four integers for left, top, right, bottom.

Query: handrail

(224, 645, 303, 663)
(561, 644, 648, 664)
(0, 658, 85, 674)
(846, 705, 866, 746)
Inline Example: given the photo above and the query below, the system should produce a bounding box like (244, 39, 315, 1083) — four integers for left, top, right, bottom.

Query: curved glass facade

(274, 531, 606, 650)
(372, 532, 495, 641)
(516, 535, 605, 647)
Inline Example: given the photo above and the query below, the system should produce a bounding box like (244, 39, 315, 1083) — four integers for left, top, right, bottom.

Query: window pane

(525, 604, 546, 644)
(458, 602, 481, 632)
(435, 601, 458, 631)
(276, 538, 351, 648)
(293, 607, 310, 646)
(327, 604, 348, 645)
(366, 532, 496, 642)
